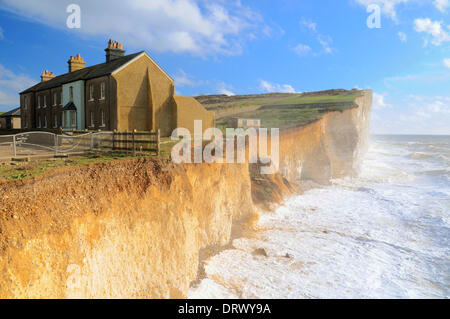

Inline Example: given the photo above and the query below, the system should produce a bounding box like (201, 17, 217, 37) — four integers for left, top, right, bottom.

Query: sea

(189, 135, 450, 299)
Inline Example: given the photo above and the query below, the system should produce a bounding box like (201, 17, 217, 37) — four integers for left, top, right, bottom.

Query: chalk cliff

(0, 90, 372, 298)
(278, 90, 372, 183)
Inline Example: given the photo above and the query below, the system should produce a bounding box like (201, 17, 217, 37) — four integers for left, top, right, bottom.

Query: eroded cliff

(0, 160, 253, 298)
(278, 90, 372, 183)
(0, 90, 372, 298)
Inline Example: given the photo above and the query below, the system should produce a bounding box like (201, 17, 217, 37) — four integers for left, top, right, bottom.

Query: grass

(0, 137, 183, 182)
(207, 90, 363, 131)
(266, 93, 361, 106)
(0, 152, 150, 183)
(216, 96, 362, 130)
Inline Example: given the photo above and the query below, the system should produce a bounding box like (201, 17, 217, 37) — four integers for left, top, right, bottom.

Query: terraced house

(20, 40, 214, 137)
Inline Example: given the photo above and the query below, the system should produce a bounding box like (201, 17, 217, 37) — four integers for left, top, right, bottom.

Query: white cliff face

(278, 90, 373, 184)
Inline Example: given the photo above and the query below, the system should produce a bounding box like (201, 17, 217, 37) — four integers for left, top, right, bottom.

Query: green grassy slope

(199, 89, 363, 131)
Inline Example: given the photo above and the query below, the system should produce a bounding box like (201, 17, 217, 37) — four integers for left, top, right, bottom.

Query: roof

(63, 101, 77, 111)
(21, 51, 145, 94)
(0, 107, 20, 117)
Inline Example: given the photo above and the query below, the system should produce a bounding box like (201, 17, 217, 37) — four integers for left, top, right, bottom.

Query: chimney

(105, 39, 125, 62)
(68, 53, 86, 72)
(40, 70, 55, 82)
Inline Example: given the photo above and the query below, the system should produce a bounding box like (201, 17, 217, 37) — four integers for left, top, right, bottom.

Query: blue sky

(0, 0, 449, 134)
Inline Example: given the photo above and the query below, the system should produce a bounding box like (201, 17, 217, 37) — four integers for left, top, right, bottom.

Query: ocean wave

(409, 152, 434, 160)
(418, 169, 450, 177)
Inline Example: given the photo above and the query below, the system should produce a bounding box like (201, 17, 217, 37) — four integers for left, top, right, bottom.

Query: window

(53, 92, 57, 106)
(69, 86, 74, 102)
(43, 95, 47, 107)
(37, 115, 41, 128)
(44, 115, 47, 128)
(54, 114, 58, 128)
(89, 85, 94, 101)
(24, 96, 28, 110)
(100, 82, 105, 99)
(100, 110, 105, 127)
(38, 96, 41, 108)
(24, 117, 28, 129)
(70, 111, 76, 127)
(90, 111, 94, 127)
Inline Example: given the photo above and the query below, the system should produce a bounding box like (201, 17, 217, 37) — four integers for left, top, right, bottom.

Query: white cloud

(300, 19, 317, 32)
(434, 0, 449, 12)
(293, 44, 312, 56)
(216, 81, 235, 96)
(0, 0, 268, 56)
(297, 19, 334, 56)
(173, 69, 199, 87)
(444, 58, 450, 68)
(371, 95, 450, 135)
(219, 88, 235, 96)
(318, 35, 333, 54)
(259, 80, 296, 93)
(398, 32, 407, 43)
(414, 18, 450, 46)
(373, 92, 392, 109)
(0, 64, 36, 110)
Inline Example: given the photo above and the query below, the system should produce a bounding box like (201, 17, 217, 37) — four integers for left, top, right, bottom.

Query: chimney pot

(68, 53, 86, 72)
(105, 39, 126, 62)
(41, 70, 55, 82)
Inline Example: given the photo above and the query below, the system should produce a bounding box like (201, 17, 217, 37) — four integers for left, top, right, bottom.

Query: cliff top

(196, 89, 364, 130)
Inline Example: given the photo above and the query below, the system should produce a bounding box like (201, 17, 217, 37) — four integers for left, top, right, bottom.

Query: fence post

(132, 129, 136, 157)
(12, 135, 16, 157)
(157, 129, 160, 156)
(124, 130, 127, 153)
(112, 130, 116, 151)
(54, 133, 58, 155)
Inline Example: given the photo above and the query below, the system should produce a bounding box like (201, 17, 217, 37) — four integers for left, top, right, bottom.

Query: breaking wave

(189, 135, 450, 299)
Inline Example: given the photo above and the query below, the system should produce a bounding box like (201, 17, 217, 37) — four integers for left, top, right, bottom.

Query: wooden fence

(112, 130, 160, 156)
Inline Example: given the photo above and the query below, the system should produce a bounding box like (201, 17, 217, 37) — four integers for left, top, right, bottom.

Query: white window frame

(43, 115, 47, 128)
(43, 95, 47, 108)
(89, 111, 94, 127)
(53, 92, 57, 106)
(70, 111, 76, 128)
(100, 82, 105, 100)
(38, 96, 41, 108)
(89, 84, 94, 101)
(100, 110, 105, 127)
(54, 114, 58, 128)
(37, 115, 41, 128)
(69, 86, 74, 102)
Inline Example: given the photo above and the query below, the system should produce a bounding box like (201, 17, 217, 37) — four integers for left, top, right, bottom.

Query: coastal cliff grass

(0, 152, 134, 182)
(212, 90, 362, 130)
(0, 140, 178, 182)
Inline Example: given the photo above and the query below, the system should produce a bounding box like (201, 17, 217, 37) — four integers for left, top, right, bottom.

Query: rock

(253, 248, 268, 257)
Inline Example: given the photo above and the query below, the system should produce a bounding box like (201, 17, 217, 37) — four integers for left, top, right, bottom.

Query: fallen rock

(253, 248, 268, 257)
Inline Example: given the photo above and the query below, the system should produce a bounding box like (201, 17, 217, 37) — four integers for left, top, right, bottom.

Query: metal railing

(0, 131, 113, 160)
(0, 130, 160, 160)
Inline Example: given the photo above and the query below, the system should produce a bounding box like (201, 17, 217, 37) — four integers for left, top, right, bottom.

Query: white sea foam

(189, 135, 450, 299)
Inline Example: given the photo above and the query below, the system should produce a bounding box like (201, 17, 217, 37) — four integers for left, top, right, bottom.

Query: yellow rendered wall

(113, 55, 174, 134)
(174, 96, 215, 135)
